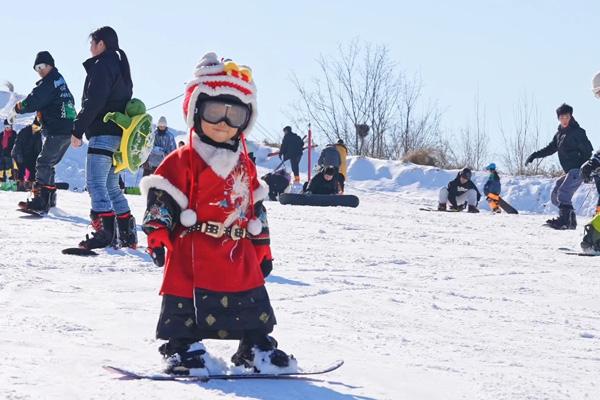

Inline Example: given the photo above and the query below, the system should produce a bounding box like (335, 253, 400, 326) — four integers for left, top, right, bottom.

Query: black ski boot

(116, 211, 138, 249)
(18, 183, 54, 213)
(546, 205, 577, 230)
(437, 203, 446, 211)
(232, 334, 292, 372)
(79, 211, 116, 249)
(159, 339, 207, 376)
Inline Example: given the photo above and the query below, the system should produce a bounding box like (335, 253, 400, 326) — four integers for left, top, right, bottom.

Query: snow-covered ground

(1, 165, 600, 399)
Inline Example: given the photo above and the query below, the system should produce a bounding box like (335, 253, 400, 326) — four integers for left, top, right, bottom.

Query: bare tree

(457, 92, 488, 169)
(501, 94, 546, 175)
(291, 39, 441, 159)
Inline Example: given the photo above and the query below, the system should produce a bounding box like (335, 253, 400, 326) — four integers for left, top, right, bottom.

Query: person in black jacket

(526, 103, 593, 229)
(0, 120, 17, 182)
(279, 126, 304, 185)
(438, 167, 481, 213)
(580, 151, 600, 215)
(12, 119, 43, 190)
(305, 166, 343, 195)
(70, 26, 136, 250)
(14, 51, 76, 211)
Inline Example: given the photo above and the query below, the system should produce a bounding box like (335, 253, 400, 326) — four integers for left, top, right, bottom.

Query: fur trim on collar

(192, 134, 241, 179)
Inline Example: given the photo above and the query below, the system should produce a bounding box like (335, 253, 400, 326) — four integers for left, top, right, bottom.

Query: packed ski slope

(2, 157, 600, 399)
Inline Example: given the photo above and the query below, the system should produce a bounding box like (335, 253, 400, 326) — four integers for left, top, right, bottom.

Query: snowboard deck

(279, 193, 359, 208)
(558, 247, 600, 256)
(62, 248, 99, 256)
(104, 360, 344, 382)
(16, 208, 46, 217)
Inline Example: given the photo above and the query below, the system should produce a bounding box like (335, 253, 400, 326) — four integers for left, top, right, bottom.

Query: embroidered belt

(180, 221, 247, 240)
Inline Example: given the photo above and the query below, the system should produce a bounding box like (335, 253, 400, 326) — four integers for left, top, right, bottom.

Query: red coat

(141, 136, 270, 298)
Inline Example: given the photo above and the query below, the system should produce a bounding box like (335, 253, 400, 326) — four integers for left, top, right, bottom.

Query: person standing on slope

(0, 120, 17, 182)
(14, 51, 76, 212)
(70, 26, 136, 249)
(438, 167, 481, 213)
(140, 52, 293, 376)
(483, 163, 501, 213)
(143, 116, 177, 176)
(526, 103, 593, 229)
(279, 126, 304, 187)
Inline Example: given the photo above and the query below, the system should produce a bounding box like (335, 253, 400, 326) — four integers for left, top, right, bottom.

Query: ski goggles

(199, 100, 250, 129)
(34, 63, 48, 72)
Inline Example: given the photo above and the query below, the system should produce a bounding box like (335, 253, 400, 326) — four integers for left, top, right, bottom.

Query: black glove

(525, 153, 536, 165)
(148, 247, 165, 267)
(260, 259, 273, 278)
(581, 162, 594, 183)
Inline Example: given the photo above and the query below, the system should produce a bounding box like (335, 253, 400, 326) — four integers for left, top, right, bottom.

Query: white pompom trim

(247, 218, 263, 236)
(180, 209, 198, 227)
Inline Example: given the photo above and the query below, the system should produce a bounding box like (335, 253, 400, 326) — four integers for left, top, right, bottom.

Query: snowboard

(279, 193, 359, 208)
(487, 194, 518, 214)
(558, 247, 600, 257)
(62, 248, 99, 256)
(16, 208, 46, 217)
(103, 360, 344, 382)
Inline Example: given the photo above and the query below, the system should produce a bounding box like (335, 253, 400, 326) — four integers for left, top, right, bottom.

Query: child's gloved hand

(146, 229, 172, 267)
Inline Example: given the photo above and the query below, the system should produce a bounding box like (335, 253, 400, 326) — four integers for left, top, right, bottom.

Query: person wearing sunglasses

(139, 52, 293, 377)
(438, 167, 481, 213)
(14, 51, 76, 214)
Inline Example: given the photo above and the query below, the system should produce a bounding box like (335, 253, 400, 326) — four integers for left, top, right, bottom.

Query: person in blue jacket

(483, 163, 501, 213)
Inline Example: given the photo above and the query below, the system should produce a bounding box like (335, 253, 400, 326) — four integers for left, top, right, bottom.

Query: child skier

(483, 163, 501, 213)
(140, 52, 292, 376)
(438, 167, 481, 213)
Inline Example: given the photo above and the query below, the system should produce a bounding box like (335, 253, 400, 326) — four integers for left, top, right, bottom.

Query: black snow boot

(467, 205, 480, 213)
(79, 211, 116, 249)
(547, 205, 577, 230)
(437, 203, 446, 211)
(159, 339, 207, 376)
(116, 211, 138, 249)
(232, 333, 291, 371)
(18, 183, 54, 213)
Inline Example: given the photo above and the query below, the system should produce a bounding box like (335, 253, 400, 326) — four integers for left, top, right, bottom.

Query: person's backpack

(318, 145, 341, 168)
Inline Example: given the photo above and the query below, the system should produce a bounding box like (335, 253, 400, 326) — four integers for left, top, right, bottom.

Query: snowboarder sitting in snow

(140, 52, 293, 376)
(438, 167, 481, 213)
(525, 103, 593, 229)
(305, 166, 343, 195)
(483, 163, 501, 213)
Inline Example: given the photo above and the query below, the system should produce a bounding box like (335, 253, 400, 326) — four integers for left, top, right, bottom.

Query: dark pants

(550, 168, 583, 208)
(15, 160, 37, 181)
(36, 135, 70, 186)
(287, 155, 302, 177)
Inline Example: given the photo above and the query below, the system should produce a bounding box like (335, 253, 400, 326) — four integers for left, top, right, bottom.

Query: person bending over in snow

(305, 166, 343, 195)
(438, 167, 481, 213)
(140, 52, 293, 376)
(483, 163, 501, 213)
(525, 103, 593, 229)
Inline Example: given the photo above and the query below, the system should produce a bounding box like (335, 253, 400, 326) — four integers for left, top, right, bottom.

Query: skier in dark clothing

(279, 126, 304, 185)
(526, 103, 593, 229)
(14, 51, 76, 211)
(0, 120, 17, 182)
(70, 26, 136, 250)
(483, 163, 501, 213)
(12, 120, 43, 190)
(305, 166, 343, 195)
(438, 167, 481, 213)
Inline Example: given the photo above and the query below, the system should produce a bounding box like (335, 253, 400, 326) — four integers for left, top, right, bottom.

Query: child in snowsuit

(438, 167, 481, 213)
(140, 53, 292, 376)
(483, 163, 501, 213)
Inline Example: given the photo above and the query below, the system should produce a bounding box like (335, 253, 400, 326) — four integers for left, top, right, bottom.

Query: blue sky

(3, 0, 600, 160)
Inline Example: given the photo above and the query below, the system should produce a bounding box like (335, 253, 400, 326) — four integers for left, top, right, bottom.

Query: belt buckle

(230, 224, 246, 241)
(204, 221, 225, 238)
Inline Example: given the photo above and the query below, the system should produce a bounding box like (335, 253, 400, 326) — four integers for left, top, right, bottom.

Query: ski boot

(116, 211, 138, 249)
(159, 340, 208, 376)
(79, 211, 116, 249)
(467, 205, 480, 213)
(231, 334, 294, 373)
(546, 205, 577, 230)
(18, 183, 54, 214)
(437, 203, 446, 211)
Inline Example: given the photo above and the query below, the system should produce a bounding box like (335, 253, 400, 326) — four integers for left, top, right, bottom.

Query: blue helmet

(485, 163, 496, 171)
